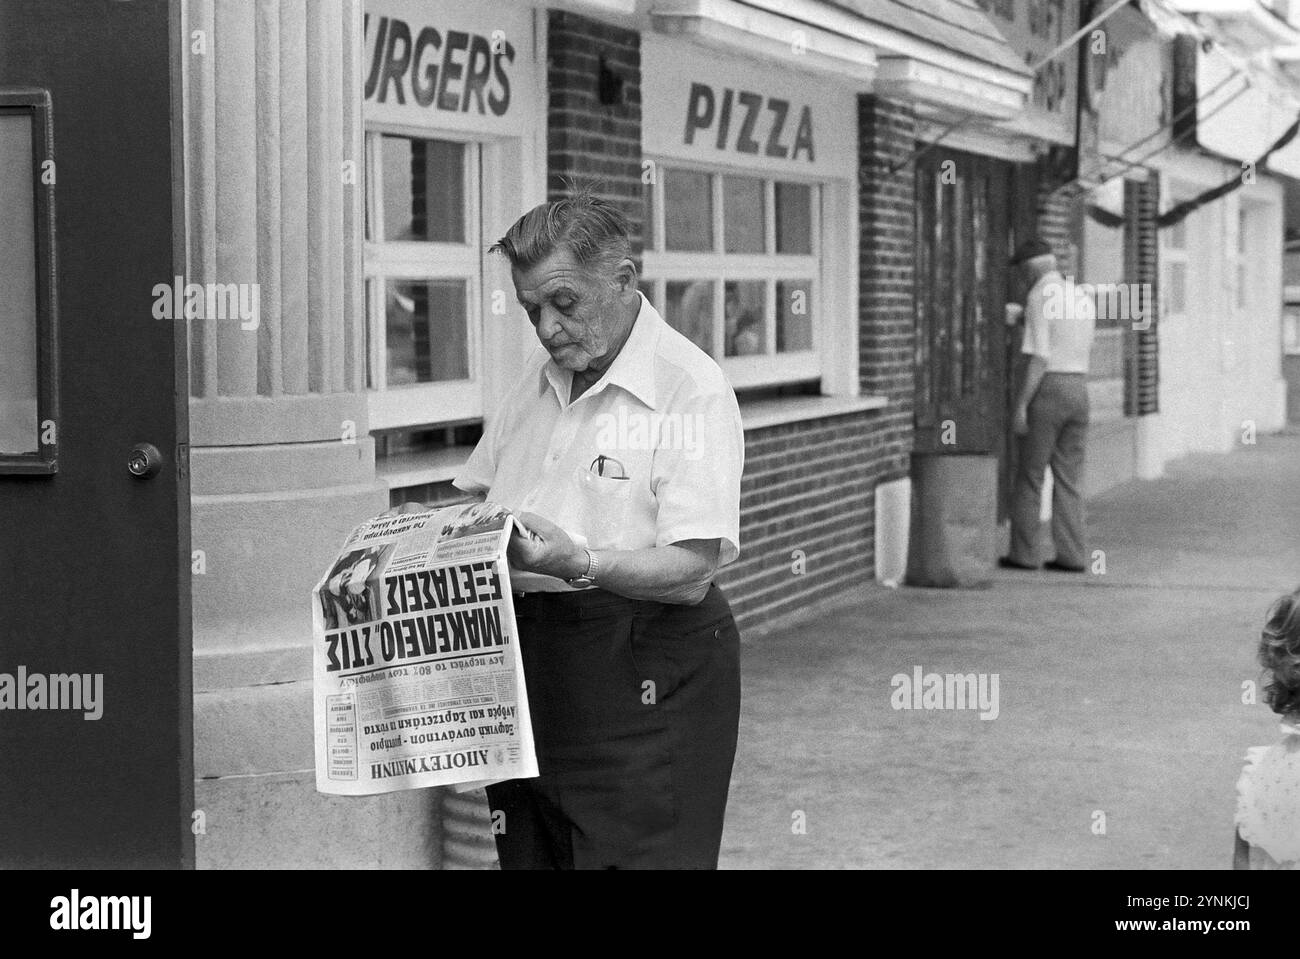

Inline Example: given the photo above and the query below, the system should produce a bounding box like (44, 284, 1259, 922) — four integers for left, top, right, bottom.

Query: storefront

(362, 0, 547, 504)
(897, 0, 1077, 582)
(1152, 23, 1292, 462)
(186, 0, 551, 869)
(189, 0, 1042, 865)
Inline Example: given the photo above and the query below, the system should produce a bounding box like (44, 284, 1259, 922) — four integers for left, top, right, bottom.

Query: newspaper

(312, 502, 537, 795)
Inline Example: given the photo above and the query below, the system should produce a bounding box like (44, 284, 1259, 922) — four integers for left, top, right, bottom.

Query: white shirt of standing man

(455, 290, 743, 595)
(1021, 268, 1096, 374)
(363, 191, 747, 606)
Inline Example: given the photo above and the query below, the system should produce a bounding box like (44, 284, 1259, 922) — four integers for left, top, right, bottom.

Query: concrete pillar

(182, 0, 440, 867)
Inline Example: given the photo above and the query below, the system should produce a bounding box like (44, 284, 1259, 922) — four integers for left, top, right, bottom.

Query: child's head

(1259, 585, 1300, 717)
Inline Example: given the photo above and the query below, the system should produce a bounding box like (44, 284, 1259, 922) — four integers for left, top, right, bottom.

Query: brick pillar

(1124, 175, 1160, 416)
(546, 10, 643, 258)
(857, 95, 916, 484)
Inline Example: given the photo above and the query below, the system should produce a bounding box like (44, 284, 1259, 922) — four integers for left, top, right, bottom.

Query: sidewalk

(719, 430, 1300, 869)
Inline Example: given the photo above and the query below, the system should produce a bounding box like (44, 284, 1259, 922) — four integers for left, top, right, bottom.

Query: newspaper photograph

(312, 503, 537, 795)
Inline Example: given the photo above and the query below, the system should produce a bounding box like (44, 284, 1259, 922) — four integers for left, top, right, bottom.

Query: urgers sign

(364, 13, 514, 116)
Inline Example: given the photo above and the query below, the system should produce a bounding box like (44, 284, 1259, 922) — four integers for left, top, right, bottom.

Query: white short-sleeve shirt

(1022, 270, 1096, 373)
(454, 293, 744, 592)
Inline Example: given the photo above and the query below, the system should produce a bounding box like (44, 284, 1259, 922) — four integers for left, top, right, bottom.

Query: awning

(650, 0, 1033, 118)
(828, 0, 1030, 78)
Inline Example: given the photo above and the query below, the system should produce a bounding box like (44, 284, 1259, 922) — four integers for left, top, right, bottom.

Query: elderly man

(1000, 238, 1096, 573)
(453, 191, 745, 869)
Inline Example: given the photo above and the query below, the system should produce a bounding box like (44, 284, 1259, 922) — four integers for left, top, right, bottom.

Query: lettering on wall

(973, 0, 1077, 135)
(683, 82, 815, 162)
(363, 14, 515, 117)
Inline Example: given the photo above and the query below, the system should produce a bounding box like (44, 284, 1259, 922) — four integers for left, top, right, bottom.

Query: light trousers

(1008, 372, 1089, 568)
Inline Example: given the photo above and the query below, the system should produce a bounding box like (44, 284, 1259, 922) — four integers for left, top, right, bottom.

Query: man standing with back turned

(452, 190, 745, 869)
(1000, 239, 1096, 573)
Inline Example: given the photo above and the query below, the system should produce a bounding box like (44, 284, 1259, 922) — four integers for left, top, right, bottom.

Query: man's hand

(1012, 405, 1029, 437)
(507, 512, 587, 579)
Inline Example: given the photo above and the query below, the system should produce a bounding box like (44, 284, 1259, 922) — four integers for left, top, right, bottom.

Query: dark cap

(1009, 238, 1054, 265)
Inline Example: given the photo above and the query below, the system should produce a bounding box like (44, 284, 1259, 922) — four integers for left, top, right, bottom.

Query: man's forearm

(1016, 355, 1048, 411)
(589, 541, 719, 605)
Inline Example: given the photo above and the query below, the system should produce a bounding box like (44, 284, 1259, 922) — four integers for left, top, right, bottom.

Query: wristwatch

(566, 548, 598, 589)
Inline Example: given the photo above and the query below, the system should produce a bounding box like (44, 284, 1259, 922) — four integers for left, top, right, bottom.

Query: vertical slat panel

(341, 0, 365, 394)
(188, 0, 218, 398)
(325, 5, 346, 394)
(280, 0, 309, 395)
(213, 0, 259, 397)
(306, 1, 331, 393)
(255, 0, 283, 397)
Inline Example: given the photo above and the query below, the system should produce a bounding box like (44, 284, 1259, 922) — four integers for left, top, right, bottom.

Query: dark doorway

(0, 0, 192, 867)
(914, 146, 1039, 518)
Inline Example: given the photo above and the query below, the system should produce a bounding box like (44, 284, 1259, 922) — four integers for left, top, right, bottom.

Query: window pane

(723, 175, 764, 253)
(380, 136, 465, 243)
(385, 279, 469, 384)
(776, 280, 813, 352)
(775, 182, 813, 254)
(0, 113, 38, 454)
(663, 169, 712, 252)
(665, 280, 714, 353)
(1167, 263, 1186, 315)
(724, 280, 765, 356)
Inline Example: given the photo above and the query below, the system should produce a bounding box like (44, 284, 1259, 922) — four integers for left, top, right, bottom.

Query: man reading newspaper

(389, 190, 745, 869)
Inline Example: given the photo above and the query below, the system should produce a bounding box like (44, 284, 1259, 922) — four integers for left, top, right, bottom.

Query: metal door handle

(127, 443, 164, 479)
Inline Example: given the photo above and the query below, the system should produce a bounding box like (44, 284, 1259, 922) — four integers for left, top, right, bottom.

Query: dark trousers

(1009, 372, 1090, 568)
(486, 584, 741, 869)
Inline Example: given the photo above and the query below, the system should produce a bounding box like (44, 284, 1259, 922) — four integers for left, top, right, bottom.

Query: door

(0, 0, 192, 867)
(914, 148, 1012, 456)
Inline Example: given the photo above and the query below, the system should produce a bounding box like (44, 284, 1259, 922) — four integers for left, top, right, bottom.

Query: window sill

(739, 394, 888, 431)
(375, 446, 475, 489)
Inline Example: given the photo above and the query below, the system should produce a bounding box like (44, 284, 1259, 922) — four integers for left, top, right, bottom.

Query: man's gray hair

(489, 188, 633, 276)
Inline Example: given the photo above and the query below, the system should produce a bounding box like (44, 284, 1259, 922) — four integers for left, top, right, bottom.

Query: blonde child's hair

(1259, 585, 1300, 716)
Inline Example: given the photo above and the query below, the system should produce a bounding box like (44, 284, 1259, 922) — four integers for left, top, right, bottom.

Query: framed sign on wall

(0, 88, 58, 474)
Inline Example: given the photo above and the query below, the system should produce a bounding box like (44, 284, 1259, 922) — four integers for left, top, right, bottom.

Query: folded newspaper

(313, 502, 537, 795)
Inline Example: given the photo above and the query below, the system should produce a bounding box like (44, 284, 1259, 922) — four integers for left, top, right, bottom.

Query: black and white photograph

(2, 0, 1300, 935)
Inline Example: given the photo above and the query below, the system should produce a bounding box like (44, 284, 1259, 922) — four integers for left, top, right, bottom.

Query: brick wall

(546, 10, 643, 257)
(1124, 174, 1160, 416)
(1037, 181, 1079, 279)
(716, 411, 898, 634)
(716, 96, 917, 633)
(857, 95, 916, 470)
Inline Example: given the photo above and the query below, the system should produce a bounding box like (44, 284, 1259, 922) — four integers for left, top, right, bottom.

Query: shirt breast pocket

(572, 464, 632, 550)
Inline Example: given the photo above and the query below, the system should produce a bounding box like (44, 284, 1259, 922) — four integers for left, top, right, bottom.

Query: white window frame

(364, 126, 483, 430)
(641, 159, 823, 391)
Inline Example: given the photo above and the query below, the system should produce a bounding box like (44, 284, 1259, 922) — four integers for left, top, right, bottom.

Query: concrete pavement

(719, 430, 1300, 869)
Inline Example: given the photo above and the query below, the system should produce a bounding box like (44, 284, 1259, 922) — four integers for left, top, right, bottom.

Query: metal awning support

(887, 0, 1137, 174)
